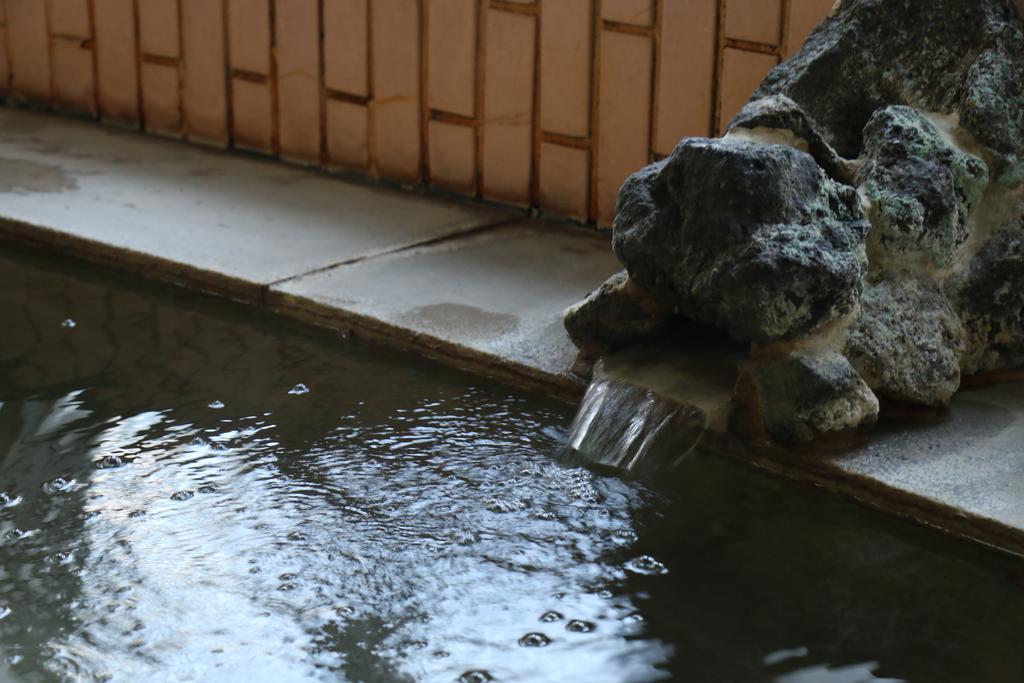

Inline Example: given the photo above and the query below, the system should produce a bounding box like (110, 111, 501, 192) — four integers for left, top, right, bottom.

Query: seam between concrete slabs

(262, 215, 524, 291)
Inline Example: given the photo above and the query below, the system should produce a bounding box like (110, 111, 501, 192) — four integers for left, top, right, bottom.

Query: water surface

(1, 247, 1023, 682)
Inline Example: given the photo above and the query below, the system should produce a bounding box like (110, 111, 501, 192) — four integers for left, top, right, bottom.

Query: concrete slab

(0, 108, 511, 301)
(824, 382, 1024, 555)
(268, 222, 620, 394)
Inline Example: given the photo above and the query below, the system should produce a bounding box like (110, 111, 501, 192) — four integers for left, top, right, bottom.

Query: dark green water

(0, 246, 1023, 683)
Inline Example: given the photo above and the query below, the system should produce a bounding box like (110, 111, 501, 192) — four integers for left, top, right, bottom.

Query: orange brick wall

(0, 0, 834, 225)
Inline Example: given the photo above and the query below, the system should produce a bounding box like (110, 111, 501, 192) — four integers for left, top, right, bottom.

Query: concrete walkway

(1, 107, 1023, 558)
(0, 108, 617, 397)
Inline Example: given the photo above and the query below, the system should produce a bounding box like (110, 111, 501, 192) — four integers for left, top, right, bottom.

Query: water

(563, 374, 704, 473)
(1, 245, 1024, 682)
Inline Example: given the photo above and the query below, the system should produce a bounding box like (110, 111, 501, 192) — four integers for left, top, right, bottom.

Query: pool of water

(1, 246, 1023, 683)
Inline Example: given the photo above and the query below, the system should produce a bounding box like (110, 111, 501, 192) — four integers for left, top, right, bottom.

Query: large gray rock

(738, 350, 879, 445)
(947, 224, 1024, 375)
(613, 137, 870, 344)
(754, 0, 1024, 182)
(563, 270, 670, 359)
(858, 106, 989, 268)
(846, 278, 965, 406)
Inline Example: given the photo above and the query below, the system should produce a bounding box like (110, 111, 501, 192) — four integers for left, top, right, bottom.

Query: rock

(613, 137, 870, 344)
(857, 106, 989, 268)
(845, 278, 965, 406)
(563, 270, 670, 358)
(738, 349, 879, 445)
(562, 0, 1024, 451)
(947, 224, 1024, 375)
(755, 0, 1024, 182)
(726, 94, 852, 182)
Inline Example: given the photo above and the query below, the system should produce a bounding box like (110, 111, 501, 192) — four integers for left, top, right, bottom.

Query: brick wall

(0, 0, 834, 225)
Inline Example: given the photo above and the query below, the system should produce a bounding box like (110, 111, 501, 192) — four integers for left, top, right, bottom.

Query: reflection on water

(1, 246, 1023, 682)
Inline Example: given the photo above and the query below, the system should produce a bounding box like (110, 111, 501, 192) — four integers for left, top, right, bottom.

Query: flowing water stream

(562, 374, 704, 473)
(2, 245, 1024, 682)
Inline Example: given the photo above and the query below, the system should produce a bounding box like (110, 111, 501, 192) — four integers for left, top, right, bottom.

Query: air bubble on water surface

(208, 400, 225, 409)
(565, 620, 595, 633)
(334, 605, 357, 618)
(61, 319, 76, 328)
(539, 611, 563, 623)
(0, 606, 10, 620)
(625, 555, 669, 576)
(170, 490, 194, 502)
(42, 477, 75, 495)
(613, 529, 638, 544)
(288, 383, 310, 395)
(518, 633, 551, 647)
(459, 671, 493, 683)
(197, 485, 217, 494)
(0, 492, 21, 508)
(95, 455, 125, 469)
(47, 550, 73, 566)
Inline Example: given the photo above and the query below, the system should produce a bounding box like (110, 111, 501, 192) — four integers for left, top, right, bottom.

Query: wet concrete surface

(0, 108, 512, 301)
(2, 105, 1024, 557)
(269, 223, 619, 393)
(825, 381, 1024, 554)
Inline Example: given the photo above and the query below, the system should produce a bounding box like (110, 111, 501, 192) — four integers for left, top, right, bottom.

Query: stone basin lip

(2, 105, 1024, 559)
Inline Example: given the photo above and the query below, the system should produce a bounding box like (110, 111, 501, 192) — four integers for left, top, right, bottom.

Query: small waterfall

(562, 372, 706, 474)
